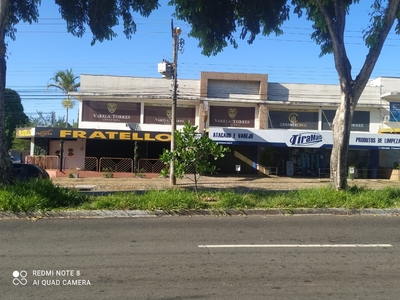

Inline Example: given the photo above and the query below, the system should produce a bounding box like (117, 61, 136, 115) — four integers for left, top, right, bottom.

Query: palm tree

(47, 69, 80, 127)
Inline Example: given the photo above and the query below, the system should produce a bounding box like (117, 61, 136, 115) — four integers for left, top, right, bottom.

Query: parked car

(12, 163, 50, 181)
(10, 155, 21, 163)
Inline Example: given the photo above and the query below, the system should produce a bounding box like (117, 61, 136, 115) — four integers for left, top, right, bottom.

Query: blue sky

(6, 1, 400, 123)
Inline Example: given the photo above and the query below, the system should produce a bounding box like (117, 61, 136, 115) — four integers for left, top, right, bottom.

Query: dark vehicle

(12, 163, 50, 181)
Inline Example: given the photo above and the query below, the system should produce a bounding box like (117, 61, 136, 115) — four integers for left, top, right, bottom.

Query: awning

(379, 128, 400, 134)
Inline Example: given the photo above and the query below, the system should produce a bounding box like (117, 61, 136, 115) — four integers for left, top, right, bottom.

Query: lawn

(0, 180, 399, 212)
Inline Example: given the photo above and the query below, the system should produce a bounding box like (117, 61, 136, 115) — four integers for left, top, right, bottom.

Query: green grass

(80, 189, 209, 211)
(0, 179, 90, 212)
(1, 181, 400, 212)
(77, 186, 400, 211)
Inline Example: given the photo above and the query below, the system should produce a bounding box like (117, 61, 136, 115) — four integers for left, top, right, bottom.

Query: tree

(28, 111, 55, 127)
(0, 1, 38, 184)
(169, 0, 400, 190)
(160, 122, 229, 199)
(27, 112, 73, 128)
(47, 69, 80, 128)
(0, 0, 160, 185)
(4, 88, 28, 150)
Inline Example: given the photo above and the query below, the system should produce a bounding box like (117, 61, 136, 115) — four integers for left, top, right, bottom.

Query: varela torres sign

(16, 127, 171, 142)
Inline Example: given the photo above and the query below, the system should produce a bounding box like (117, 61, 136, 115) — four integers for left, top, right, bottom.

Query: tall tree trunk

(330, 91, 355, 190)
(0, 0, 13, 185)
(65, 107, 69, 128)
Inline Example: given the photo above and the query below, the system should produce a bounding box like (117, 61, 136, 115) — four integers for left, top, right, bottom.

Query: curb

(0, 208, 400, 220)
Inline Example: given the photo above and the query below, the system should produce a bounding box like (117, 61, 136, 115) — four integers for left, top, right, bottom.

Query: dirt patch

(51, 175, 400, 192)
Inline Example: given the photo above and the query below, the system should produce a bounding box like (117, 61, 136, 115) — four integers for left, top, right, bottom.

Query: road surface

(1, 215, 399, 299)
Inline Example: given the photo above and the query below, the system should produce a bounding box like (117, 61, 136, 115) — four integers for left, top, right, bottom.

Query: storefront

(209, 127, 399, 178)
(15, 127, 172, 171)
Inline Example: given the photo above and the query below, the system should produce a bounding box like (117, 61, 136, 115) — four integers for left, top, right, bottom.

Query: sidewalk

(51, 175, 400, 192)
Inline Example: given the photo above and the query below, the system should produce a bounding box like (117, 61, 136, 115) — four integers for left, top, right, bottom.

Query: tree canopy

(4, 88, 28, 149)
(160, 122, 229, 198)
(47, 69, 80, 127)
(54, 0, 160, 45)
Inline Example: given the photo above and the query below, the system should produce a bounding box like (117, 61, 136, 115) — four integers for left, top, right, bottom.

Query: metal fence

(99, 157, 133, 173)
(64, 156, 98, 172)
(138, 159, 166, 173)
(23, 155, 396, 179)
(26, 155, 59, 170)
(137, 159, 195, 174)
(25, 155, 160, 173)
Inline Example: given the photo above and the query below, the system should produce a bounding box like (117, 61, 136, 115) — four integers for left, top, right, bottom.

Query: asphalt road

(1, 215, 400, 300)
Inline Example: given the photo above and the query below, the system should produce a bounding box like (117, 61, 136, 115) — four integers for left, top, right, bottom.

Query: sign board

(268, 111, 318, 130)
(209, 127, 400, 150)
(16, 127, 172, 142)
(144, 105, 195, 125)
(82, 101, 141, 123)
(322, 110, 370, 132)
(209, 106, 255, 128)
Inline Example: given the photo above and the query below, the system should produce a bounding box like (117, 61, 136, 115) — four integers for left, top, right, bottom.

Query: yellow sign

(60, 130, 171, 141)
(16, 129, 32, 137)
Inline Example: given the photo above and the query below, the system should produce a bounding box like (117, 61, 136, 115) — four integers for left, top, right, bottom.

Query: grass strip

(82, 186, 400, 211)
(0, 180, 90, 212)
(1, 181, 400, 212)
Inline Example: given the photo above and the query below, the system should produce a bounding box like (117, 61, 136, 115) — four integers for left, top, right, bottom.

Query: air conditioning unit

(383, 115, 391, 122)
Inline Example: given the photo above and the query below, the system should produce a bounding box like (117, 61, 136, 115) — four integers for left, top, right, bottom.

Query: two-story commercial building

(16, 72, 400, 178)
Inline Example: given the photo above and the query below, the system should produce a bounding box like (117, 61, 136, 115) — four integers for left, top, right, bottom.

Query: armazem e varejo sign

(209, 127, 400, 149)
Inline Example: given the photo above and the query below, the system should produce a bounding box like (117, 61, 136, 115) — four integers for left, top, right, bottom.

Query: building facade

(16, 72, 400, 178)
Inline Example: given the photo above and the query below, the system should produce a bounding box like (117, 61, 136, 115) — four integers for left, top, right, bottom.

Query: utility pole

(157, 20, 183, 186)
(170, 20, 181, 186)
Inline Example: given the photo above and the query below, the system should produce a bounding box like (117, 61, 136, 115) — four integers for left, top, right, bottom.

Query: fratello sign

(209, 127, 400, 150)
(16, 127, 171, 142)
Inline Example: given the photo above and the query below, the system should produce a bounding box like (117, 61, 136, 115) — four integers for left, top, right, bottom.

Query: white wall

(49, 139, 86, 170)
(368, 77, 400, 94)
(208, 80, 260, 99)
(267, 83, 381, 106)
(80, 74, 200, 98)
